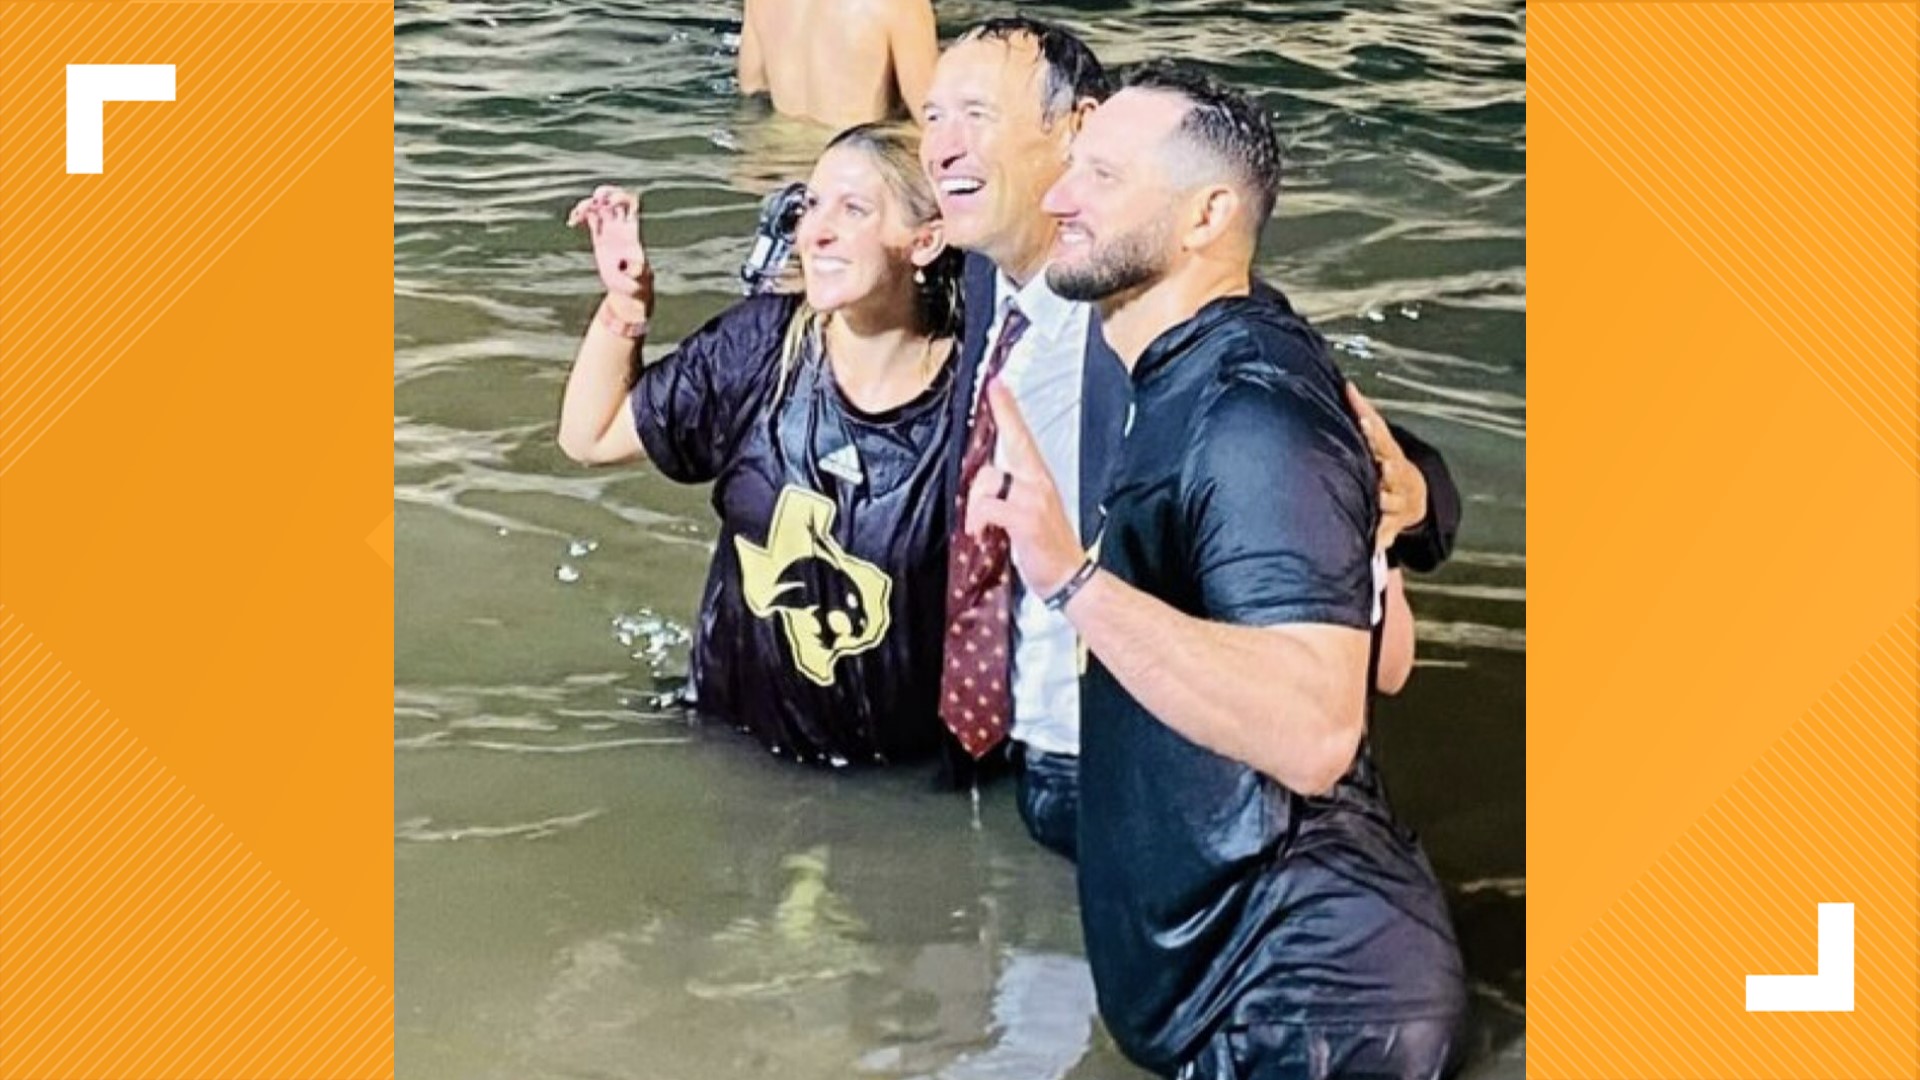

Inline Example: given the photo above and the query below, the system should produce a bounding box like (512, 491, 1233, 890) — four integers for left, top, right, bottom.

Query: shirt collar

(993, 267, 1080, 337)
(1132, 294, 1266, 384)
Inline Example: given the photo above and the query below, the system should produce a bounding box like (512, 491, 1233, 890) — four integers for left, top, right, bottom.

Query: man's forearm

(1063, 571, 1368, 795)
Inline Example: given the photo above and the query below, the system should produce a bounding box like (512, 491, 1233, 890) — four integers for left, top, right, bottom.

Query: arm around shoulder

(1385, 422, 1460, 573)
(1061, 381, 1377, 796)
(965, 372, 1373, 795)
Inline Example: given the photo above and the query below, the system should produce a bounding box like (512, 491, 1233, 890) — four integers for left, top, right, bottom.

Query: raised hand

(566, 185, 652, 307)
(964, 381, 1085, 598)
(1345, 381, 1427, 553)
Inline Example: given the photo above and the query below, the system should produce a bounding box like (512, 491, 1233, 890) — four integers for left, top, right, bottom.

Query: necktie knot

(986, 301, 1029, 382)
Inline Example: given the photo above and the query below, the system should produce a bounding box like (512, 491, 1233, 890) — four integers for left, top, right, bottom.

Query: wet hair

(959, 16, 1111, 125)
(1120, 59, 1282, 237)
(824, 123, 944, 254)
(779, 122, 964, 381)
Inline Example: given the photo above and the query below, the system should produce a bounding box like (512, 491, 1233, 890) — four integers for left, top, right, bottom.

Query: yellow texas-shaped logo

(735, 487, 892, 687)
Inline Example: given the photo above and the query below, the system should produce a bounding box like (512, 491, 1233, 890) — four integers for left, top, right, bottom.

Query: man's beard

(1047, 218, 1171, 302)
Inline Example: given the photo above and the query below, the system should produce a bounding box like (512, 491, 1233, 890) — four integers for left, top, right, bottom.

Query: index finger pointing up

(988, 380, 1044, 472)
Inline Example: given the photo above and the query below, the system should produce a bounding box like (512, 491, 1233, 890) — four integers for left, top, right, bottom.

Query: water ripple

(396, 808, 607, 842)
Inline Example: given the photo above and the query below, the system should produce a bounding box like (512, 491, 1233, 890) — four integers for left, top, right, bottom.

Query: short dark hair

(960, 16, 1110, 125)
(1120, 60, 1281, 235)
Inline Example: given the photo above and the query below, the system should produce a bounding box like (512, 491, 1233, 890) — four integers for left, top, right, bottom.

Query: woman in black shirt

(558, 124, 962, 766)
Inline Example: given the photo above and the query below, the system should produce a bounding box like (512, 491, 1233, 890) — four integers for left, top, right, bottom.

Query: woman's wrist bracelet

(1043, 557, 1099, 613)
(596, 296, 650, 339)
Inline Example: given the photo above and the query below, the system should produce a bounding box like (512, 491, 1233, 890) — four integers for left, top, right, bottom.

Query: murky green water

(395, 1, 1525, 1076)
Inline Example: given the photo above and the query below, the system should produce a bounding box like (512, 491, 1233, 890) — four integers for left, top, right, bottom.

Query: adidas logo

(819, 443, 864, 485)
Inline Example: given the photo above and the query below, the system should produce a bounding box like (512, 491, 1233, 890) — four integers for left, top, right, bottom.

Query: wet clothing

(1013, 744, 1079, 861)
(629, 292, 957, 765)
(1006, 411, 1454, 864)
(943, 253, 1463, 814)
(1075, 295, 1466, 1077)
(983, 272, 1092, 758)
(1177, 1017, 1459, 1080)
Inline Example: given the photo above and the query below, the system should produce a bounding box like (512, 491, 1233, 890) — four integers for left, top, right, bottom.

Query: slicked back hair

(959, 16, 1111, 126)
(1121, 59, 1282, 237)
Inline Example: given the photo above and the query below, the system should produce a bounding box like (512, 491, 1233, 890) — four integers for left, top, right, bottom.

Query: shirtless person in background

(739, 0, 938, 126)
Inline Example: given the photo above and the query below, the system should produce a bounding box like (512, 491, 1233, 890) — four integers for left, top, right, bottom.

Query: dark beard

(1046, 222, 1169, 302)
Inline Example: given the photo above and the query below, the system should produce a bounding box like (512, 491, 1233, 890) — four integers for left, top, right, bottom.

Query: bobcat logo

(736, 488, 892, 687)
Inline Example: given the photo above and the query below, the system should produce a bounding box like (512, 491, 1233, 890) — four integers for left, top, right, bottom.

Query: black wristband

(1043, 557, 1099, 612)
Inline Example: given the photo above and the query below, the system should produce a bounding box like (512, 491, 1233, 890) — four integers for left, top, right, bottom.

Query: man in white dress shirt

(920, 17, 1458, 861)
(920, 19, 1108, 859)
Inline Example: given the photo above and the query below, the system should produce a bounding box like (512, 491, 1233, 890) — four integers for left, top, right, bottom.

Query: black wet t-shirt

(628, 292, 956, 765)
(1076, 296, 1465, 1075)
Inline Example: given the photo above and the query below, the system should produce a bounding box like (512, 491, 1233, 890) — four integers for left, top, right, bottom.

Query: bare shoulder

(742, 0, 776, 27)
(894, 0, 936, 31)
(840, 0, 920, 29)
(743, 0, 798, 33)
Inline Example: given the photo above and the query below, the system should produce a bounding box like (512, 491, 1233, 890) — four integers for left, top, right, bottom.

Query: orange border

(1, 3, 1916, 1077)
(1531, 4, 1917, 1076)
(0, 4, 394, 1076)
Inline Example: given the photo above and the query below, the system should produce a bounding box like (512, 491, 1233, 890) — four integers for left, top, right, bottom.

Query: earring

(914, 268, 926, 285)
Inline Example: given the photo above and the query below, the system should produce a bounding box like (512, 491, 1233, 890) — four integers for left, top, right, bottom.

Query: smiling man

(919, 19, 1108, 835)
(919, 18, 1461, 862)
(966, 61, 1467, 1080)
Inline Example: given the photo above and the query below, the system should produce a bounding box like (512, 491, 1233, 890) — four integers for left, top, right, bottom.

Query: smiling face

(794, 144, 929, 316)
(919, 35, 1075, 278)
(1041, 88, 1189, 303)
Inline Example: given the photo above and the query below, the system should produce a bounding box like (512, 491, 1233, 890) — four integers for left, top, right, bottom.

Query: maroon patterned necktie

(941, 303, 1030, 758)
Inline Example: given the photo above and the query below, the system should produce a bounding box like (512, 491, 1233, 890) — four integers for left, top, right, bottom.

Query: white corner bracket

(67, 64, 175, 174)
(1745, 902, 1854, 1012)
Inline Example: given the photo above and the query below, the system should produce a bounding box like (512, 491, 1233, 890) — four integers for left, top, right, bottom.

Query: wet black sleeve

(1185, 377, 1377, 631)
(629, 295, 790, 484)
(1384, 422, 1460, 573)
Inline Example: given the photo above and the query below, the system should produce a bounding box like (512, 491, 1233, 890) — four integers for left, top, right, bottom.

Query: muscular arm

(888, 0, 937, 124)
(968, 379, 1377, 798)
(1064, 573, 1371, 797)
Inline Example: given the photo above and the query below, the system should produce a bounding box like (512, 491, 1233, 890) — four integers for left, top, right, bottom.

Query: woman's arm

(558, 294, 648, 465)
(558, 188, 653, 466)
(1375, 568, 1415, 695)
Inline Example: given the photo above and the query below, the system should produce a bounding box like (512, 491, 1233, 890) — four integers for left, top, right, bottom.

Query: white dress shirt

(976, 271, 1092, 757)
